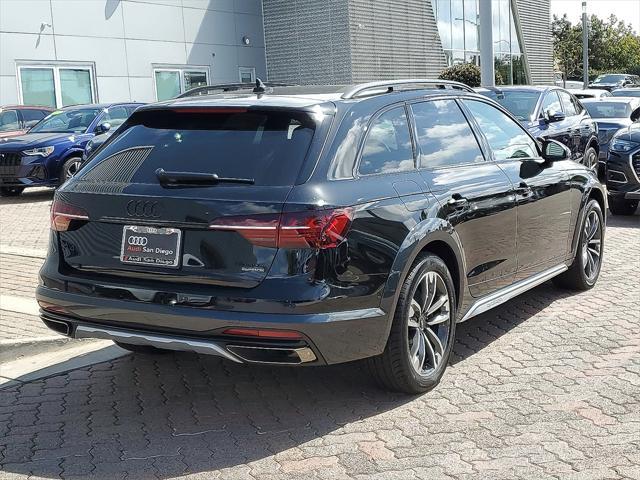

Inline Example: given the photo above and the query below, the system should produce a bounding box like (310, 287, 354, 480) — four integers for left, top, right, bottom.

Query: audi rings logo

(128, 236, 148, 246)
(126, 200, 160, 218)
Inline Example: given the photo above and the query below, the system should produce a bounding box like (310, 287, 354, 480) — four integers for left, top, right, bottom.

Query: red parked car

(0, 105, 53, 139)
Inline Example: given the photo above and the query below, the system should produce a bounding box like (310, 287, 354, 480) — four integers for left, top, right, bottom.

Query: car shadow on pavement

(0, 280, 576, 479)
(0, 188, 54, 205)
(606, 209, 639, 228)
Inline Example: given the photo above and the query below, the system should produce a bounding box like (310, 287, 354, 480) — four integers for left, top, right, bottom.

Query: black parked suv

(37, 80, 606, 393)
(606, 124, 640, 215)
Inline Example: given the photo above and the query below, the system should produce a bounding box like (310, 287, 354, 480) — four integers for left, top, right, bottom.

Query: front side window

(19, 65, 94, 108)
(154, 67, 209, 101)
(0, 111, 20, 132)
(558, 91, 578, 116)
(359, 107, 414, 175)
(30, 108, 101, 134)
(464, 100, 538, 160)
(411, 99, 484, 168)
(540, 91, 562, 116)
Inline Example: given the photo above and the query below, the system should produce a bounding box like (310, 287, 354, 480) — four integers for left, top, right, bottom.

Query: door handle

(447, 194, 468, 208)
(513, 183, 532, 196)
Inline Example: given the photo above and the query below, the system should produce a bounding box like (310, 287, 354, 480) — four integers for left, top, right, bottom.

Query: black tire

(0, 187, 24, 197)
(553, 199, 604, 291)
(583, 146, 598, 173)
(608, 196, 638, 216)
(367, 253, 457, 394)
(115, 341, 172, 354)
(60, 156, 82, 185)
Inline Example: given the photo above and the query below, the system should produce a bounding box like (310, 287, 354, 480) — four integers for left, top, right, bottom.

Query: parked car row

(0, 103, 142, 196)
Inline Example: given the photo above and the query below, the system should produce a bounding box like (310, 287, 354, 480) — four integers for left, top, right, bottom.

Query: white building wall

(0, 0, 266, 105)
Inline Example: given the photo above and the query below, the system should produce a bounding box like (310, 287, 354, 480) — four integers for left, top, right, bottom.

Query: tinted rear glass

(78, 109, 317, 186)
(583, 102, 631, 118)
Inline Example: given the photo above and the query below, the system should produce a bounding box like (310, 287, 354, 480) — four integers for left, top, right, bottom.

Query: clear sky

(551, 0, 640, 34)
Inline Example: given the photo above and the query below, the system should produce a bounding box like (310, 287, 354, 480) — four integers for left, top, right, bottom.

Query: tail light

(51, 198, 89, 231)
(209, 208, 354, 249)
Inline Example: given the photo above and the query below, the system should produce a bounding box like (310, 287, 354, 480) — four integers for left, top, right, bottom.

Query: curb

(0, 336, 75, 364)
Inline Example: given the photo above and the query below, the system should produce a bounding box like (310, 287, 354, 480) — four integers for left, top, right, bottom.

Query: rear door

(411, 98, 518, 298)
(462, 99, 573, 277)
(56, 107, 324, 289)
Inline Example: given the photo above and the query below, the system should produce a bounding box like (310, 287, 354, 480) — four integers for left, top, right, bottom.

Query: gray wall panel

(515, 0, 554, 85)
(349, 0, 446, 82)
(263, 0, 352, 84)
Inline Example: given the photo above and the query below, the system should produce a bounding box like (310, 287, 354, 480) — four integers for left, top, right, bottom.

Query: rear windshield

(480, 91, 540, 121)
(583, 102, 631, 119)
(78, 109, 317, 186)
(612, 90, 640, 98)
(593, 74, 626, 83)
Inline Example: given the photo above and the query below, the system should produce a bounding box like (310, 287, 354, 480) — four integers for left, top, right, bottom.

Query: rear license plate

(120, 225, 182, 268)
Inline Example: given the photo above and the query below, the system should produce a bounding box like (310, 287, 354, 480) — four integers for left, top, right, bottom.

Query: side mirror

(94, 122, 111, 135)
(541, 139, 571, 162)
(545, 110, 566, 123)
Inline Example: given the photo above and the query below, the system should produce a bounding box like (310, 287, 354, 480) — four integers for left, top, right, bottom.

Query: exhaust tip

(42, 318, 70, 336)
(227, 345, 317, 364)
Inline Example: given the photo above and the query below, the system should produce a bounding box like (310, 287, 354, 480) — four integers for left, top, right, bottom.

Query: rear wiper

(155, 168, 255, 187)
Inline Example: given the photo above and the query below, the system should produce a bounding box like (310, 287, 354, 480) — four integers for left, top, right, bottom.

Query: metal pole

(479, 0, 494, 87)
(582, 1, 589, 88)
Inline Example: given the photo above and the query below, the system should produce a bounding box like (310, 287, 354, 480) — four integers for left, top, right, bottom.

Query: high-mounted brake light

(51, 199, 89, 232)
(209, 208, 354, 249)
(169, 107, 248, 114)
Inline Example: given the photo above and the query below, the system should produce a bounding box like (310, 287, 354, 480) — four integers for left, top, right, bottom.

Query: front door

(411, 98, 518, 298)
(462, 99, 573, 278)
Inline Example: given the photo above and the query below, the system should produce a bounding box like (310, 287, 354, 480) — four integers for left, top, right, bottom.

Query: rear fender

(379, 218, 466, 337)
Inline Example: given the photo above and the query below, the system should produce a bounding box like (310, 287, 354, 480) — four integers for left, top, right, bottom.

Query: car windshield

(480, 90, 540, 121)
(29, 108, 101, 134)
(592, 75, 626, 83)
(611, 90, 640, 98)
(583, 102, 631, 119)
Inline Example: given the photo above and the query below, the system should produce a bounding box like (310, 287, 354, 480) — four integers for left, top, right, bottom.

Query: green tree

(551, 13, 640, 80)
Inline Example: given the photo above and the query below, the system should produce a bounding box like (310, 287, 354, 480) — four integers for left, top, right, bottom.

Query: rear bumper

(36, 285, 390, 365)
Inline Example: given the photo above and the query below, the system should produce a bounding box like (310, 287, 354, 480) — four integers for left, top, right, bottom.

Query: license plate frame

(120, 225, 182, 268)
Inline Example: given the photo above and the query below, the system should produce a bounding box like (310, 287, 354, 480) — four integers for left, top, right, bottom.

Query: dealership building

(0, 0, 552, 108)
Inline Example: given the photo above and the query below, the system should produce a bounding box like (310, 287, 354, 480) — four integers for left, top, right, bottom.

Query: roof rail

(177, 81, 294, 98)
(341, 79, 474, 99)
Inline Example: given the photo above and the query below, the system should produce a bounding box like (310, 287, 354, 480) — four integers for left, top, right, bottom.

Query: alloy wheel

(582, 210, 602, 280)
(65, 159, 82, 180)
(584, 149, 598, 172)
(407, 271, 452, 375)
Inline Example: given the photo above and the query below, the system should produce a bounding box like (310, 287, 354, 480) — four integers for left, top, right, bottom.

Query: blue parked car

(0, 102, 142, 196)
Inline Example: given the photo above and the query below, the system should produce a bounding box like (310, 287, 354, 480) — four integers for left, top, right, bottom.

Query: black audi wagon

(37, 80, 606, 393)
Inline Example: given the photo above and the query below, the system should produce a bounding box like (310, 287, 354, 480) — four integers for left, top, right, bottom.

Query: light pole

(582, 1, 589, 88)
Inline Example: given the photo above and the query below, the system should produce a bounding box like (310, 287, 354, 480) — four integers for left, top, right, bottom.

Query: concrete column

(479, 0, 495, 87)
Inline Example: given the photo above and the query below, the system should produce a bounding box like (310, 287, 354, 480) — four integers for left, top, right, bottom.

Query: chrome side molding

(460, 263, 568, 322)
(75, 325, 242, 363)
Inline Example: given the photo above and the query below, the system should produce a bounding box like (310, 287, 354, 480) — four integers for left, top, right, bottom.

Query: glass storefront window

(19, 65, 94, 108)
(19, 68, 57, 108)
(434, 0, 527, 85)
(154, 67, 209, 100)
(155, 71, 181, 101)
(60, 69, 93, 106)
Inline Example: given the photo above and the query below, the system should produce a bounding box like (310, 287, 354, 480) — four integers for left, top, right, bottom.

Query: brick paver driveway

(0, 190, 638, 480)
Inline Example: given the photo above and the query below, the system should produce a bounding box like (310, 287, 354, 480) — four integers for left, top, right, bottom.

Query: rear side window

(102, 106, 131, 129)
(464, 100, 538, 160)
(359, 106, 414, 175)
(411, 99, 484, 168)
(559, 91, 578, 116)
(540, 91, 562, 116)
(78, 109, 317, 187)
